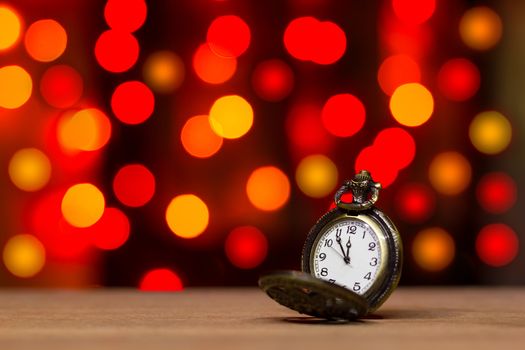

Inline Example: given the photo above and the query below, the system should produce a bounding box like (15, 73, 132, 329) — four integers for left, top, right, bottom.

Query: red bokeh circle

(321, 93, 366, 137)
(111, 81, 155, 125)
(40, 65, 83, 108)
(225, 226, 268, 269)
(207, 15, 251, 58)
(113, 164, 156, 207)
(95, 30, 139, 73)
(90, 207, 130, 250)
(139, 268, 184, 291)
(395, 183, 436, 222)
(104, 0, 147, 32)
(476, 172, 517, 214)
(437, 58, 480, 101)
(251, 59, 294, 101)
(476, 224, 519, 267)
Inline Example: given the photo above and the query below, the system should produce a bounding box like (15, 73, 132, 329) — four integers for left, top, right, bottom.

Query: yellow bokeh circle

(166, 194, 209, 239)
(246, 166, 290, 211)
(143, 51, 185, 93)
(0, 65, 32, 109)
(61, 183, 105, 228)
(469, 111, 511, 155)
(412, 227, 455, 271)
(8, 148, 52, 192)
(0, 6, 21, 50)
(428, 151, 472, 195)
(295, 154, 338, 198)
(209, 95, 254, 139)
(24, 19, 67, 62)
(57, 108, 112, 152)
(389, 83, 434, 127)
(3, 234, 46, 278)
(459, 6, 502, 51)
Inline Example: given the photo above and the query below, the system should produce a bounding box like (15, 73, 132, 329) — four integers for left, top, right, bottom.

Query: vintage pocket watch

(259, 170, 403, 320)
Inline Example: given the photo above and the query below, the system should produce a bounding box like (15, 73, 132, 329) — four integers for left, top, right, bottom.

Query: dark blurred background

(0, 0, 522, 289)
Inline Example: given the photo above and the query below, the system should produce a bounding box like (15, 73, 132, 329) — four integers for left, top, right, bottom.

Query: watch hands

(335, 236, 348, 263)
(345, 235, 352, 263)
(328, 246, 354, 268)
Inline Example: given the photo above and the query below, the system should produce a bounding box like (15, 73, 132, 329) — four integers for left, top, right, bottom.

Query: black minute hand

(345, 235, 352, 263)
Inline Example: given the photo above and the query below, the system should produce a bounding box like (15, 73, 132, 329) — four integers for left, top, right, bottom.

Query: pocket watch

(259, 170, 403, 319)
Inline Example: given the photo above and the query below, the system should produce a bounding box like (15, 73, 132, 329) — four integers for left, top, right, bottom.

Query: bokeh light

(251, 59, 294, 102)
(476, 224, 518, 267)
(469, 111, 511, 155)
(225, 226, 268, 269)
(139, 268, 183, 291)
(428, 151, 471, 195)
(166, 194, 209, 239)
(377, 54, 421, 96)
(355, 146, 398, 188)
(3, 234, 45, 278)
(61, 183, 105, 228)
(412, 227, 455, 271)
(113, 164, 156, 207)
(0, 6, 21, 50)
(104, 0, 147, 33)
(0, 65, 32, 109)
(459, 6, 502, 51)
(390, 83, 434, 127)
(207, 15, 251, 58)
(395, 183, 436, 223)
(193, 43, 236, 84)
(8, 148, 52, 192)
(476, 172, 517, 214)
(321, 93, 366, 137)
(40, 65, 83, 109)
(180, 115, 223, 158)
(95, 30, 139, 73)
(143, 51, 185, 93)
(111, 81, 155, 125)
(209, 95, 253, 139)
(392, 0, 436, 25)
(24, 19, 67, 62)
(437, 58, 480, 101)
(57, 108, 112, 151)
(91, 207, 131, 250)
(374, 127, 416, 170)
(286, 103, 332, 155)
(246, 166, 290, 211)
(295, 154, 338, 198)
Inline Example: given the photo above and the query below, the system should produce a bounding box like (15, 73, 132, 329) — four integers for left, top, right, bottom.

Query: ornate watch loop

(334, 170, 382, 211)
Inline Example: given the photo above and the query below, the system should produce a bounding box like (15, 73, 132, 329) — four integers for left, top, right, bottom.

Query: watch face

(310, 218, 382, 295)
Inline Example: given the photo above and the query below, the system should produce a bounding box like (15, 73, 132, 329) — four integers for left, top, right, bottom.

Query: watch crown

(335, 170, 381, 211)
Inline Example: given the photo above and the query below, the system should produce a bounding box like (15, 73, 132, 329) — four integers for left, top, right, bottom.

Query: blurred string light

(459, 6, 502, 51)
(284, 16, 346, 64)
(193, 43, 237, 84)
(437, 58, 480, 101)
(113, 164, 156, 207)
(295, 154, 338, 198)
(104, 0, 147, 32)
(111, 81, 155, 125)
(476, 172, 517, 214)
(225, 226, 268, 269)
(209, 95, 253, 139)
(90, 207, 130, 250)
(0, 65, 32, 109)
(143, 51, 185, 93)
(377, 54, 421, 96)
(395, 183, 436, 223)
(3, 234, 45, 278)
(180, 115, 223, 158)
(412, 227, 455, 272)
(139, 268, 183, 291)
(391, 0, 436, 25)
(0, 6, 21, 50)
(165, 194, 209, 239)
(95, 30, 139, 73)
(24, 19, 67, 62)
(207, 15, 251, 58)
(8, 148, 51, 192)
(251, 59, 294, 102)
(57, 108, 112, 152)
(61, 183, 105, 228)
(476, 224, 518, 267)
(428, 151, 471, 195)
(389, 83, 434, 127)
(286, 103, 332, 155)
(321, 93, 366, 138)
(469, 111, 511, 155)
(246, 166, 290, 211)
(40, 65, 84, 109)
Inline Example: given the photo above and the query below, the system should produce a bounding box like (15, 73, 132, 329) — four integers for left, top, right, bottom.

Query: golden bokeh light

(389, 83, 434, 127)
(57, 108, 112, 152)
(8, 148, 51, 192)
(180, 115, 223, 158)
(3, 234, 45, 278)
(412, 227, 455, 271)
(459, 6, 502, 51)
(61, 183, 105, 228)
(166, 194, 209, 239)
(0, 65, 32, 109)
(24, 19, 67, 62)
(429, 151, 472, 195)
(246, 166, 290, 211)
(143, 51, 185, 93)
(0, 6, 21, 50)
(209, 95, 254, 139)
(295, 154, 338, 198)
(469, 111, 511, 155)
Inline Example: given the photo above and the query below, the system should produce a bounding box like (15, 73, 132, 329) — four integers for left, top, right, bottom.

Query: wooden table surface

(0, 288, 524, 350)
